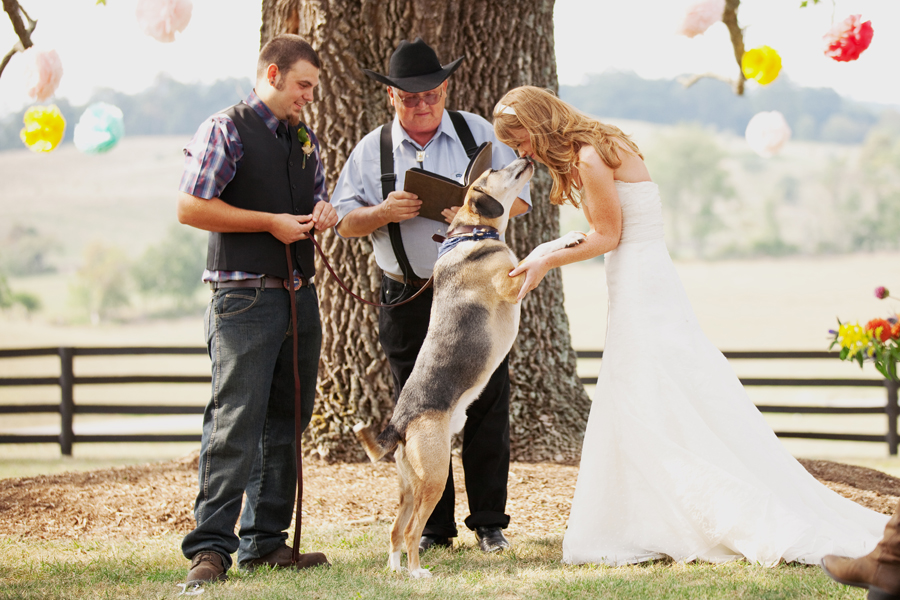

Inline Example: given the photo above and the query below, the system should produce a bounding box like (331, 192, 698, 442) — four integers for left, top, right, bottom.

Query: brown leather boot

(240, 544, 330, 571)
(186, 551, 227, 584)
(822, 500, 900, 600)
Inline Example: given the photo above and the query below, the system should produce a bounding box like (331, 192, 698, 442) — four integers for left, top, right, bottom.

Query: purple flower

(875, 286, 890, 300)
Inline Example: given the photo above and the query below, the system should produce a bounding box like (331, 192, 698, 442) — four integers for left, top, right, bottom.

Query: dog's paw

(409, 568, 432, 579)
(388, 551, 402, 572)
(562, 231, 587, 248)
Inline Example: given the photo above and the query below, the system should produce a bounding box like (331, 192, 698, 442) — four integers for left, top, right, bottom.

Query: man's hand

(379, 191, 421, 223)
(441, 206, 460, 224)
(311, 201, 339, 231)
(269, 213, 315, 244)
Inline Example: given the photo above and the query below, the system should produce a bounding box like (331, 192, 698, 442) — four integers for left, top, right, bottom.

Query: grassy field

(0, 526, 869, 600)
(2, 251, 900, 478)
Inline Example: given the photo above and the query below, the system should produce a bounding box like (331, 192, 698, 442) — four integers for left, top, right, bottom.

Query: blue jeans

(181, 284, 321, 569)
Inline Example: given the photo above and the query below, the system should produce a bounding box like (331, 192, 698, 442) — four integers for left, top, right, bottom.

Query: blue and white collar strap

(437, 226, 500, 259)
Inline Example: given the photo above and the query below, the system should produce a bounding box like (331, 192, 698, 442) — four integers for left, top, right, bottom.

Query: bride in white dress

(492, 86, 888, 567)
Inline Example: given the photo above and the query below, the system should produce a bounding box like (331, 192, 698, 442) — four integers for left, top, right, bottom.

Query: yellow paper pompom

(741, 45, 782, 85)
(20, 105, 66, 153)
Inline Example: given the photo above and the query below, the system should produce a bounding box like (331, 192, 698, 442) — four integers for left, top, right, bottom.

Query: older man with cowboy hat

(331, 37, 530, 553)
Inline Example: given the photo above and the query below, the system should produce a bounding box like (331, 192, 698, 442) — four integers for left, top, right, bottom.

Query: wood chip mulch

(0, 453, 897, 541)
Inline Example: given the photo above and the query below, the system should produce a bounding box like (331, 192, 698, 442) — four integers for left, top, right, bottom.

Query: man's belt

(383, 271, 430, 288)
(210, 275, 312, 291)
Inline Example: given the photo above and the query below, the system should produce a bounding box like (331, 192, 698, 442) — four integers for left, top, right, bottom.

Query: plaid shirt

(179, 90, 328, 282)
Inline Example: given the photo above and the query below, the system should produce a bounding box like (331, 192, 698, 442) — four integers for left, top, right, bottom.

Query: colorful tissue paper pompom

(866, 318, 893, 343)
(745, 111, 791, 158)
(20, 105, 66, 153)
(22, 47, 63, 102)
(676, 0, 725, 38)
(741, 45, 782, 85)
(136, 0, 193, 43)
(74, 103, 125, 154)
(824, 14, 874, 62)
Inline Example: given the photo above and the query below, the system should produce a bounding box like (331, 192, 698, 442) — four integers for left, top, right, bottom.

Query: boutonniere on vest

(297, 125, 314, 168)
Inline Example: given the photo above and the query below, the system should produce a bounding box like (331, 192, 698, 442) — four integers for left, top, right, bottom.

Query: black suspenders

(380, 110, 479, 283)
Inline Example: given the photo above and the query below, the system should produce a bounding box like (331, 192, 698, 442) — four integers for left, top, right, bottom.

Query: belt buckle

(284, 275, 303, 291)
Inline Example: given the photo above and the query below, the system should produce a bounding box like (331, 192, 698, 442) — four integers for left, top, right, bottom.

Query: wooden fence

(0, 347, 898, 455)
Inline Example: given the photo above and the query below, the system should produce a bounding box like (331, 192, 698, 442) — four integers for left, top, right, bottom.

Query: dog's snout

(514, 156, 534, 179)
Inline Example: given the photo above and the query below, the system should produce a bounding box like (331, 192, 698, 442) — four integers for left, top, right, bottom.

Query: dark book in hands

(403, 142, 493, 223)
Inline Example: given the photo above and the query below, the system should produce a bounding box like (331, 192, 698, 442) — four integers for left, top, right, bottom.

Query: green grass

(0, 526, 867, 600)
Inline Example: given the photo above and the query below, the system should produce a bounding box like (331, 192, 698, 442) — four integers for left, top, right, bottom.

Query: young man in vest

(176, 34, 337, 585)
(331, 38, 531, 554)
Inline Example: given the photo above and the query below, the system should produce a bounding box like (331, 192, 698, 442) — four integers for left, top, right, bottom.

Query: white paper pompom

(745, 111, 792, 157)
(136, 0, 193, 43)
(23, 47, 63, 102)
(676, 0, 726, 38)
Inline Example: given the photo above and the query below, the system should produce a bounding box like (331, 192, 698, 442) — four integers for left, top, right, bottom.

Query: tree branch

(678, 0, 747, 95)
(721, 0, 746, 95)
(678, 72, 740, 89)
(0, 0, 37, 80)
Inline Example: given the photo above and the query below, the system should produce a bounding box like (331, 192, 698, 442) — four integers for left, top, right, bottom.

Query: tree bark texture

(261, 0, 590, 463)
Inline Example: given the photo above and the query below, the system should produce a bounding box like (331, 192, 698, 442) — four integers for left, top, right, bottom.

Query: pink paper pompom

(676, 0, 725, 38)
(22, 47, 63, 102)
(823, 14, 874, 62)
(745, 111, 792, 158)
(136, 0, 193, 43)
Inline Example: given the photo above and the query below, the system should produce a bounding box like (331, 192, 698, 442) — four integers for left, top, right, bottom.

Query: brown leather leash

(307, 232, 434, 308)
(283, 230, 434, 563)
(284, 244, 306, 565)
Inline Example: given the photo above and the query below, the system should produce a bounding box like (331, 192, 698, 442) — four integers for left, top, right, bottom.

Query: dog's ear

(469, 190, 504, 219)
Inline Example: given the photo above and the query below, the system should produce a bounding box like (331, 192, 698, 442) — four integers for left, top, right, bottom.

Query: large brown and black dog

(354, 156, 585, 578)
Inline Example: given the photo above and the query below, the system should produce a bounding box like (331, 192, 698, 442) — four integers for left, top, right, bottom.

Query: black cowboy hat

(362, 37, 465, 93)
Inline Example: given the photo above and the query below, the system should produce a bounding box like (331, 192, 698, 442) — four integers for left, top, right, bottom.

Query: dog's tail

(352, 422, 402, 462)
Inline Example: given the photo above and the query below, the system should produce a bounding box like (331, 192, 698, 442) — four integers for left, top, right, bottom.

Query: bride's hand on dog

(380, 191, 422, 223)
(509, 257, 551, 302)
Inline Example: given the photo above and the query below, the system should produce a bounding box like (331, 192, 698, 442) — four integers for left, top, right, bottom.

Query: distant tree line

(0, 71, 890, 151)
(560, 71, 884, 144)
(0, 223, 207, 323)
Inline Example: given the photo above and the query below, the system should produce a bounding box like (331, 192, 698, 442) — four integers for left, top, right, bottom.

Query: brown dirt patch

(0, 454, 896, 541)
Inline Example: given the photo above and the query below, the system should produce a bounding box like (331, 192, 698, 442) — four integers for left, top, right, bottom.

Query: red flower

(823, 14, 874, 62)
(866, 318, 893, 342)
(892, 323, 900, 340)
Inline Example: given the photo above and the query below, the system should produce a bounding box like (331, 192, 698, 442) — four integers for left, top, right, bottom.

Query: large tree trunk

(261, 0, 590, 463)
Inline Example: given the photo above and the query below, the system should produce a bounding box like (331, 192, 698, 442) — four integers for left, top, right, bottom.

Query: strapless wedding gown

(562, 181, 888, 567)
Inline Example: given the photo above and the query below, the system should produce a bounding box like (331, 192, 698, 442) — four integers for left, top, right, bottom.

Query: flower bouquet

(830, 287, 900, 381)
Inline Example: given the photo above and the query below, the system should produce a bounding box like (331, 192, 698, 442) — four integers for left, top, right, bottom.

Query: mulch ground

(1, 453, 898, 541)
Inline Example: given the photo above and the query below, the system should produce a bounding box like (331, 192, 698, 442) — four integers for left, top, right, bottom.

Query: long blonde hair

(493, 86, 643, 206)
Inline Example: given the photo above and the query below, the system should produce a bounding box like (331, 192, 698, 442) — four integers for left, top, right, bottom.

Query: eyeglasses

(395, 88, 443, 108)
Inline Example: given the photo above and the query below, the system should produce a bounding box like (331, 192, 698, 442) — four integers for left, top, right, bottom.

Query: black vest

(206, 102, 317, 279)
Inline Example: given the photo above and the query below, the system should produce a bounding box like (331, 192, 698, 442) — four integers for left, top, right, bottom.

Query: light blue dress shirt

(331, 110, 531, 278)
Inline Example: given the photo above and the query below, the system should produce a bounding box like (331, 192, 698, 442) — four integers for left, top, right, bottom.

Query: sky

(0, 0, 897, 118)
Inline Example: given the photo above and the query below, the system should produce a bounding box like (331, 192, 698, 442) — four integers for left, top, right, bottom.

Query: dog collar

(436, 226, 500, 259)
